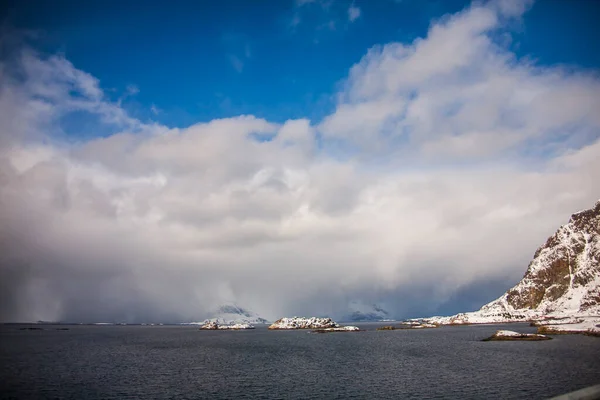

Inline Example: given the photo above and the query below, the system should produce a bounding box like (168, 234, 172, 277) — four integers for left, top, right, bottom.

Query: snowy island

(482, 330, 551, 341)
(377, 323, 439, 330)
(198, 321, 255, 330)
(268, 317, 359, 332)
(311, 326, 361, 333)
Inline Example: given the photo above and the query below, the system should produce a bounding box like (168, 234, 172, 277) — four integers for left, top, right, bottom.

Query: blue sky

(1, 0, 600, 322)
(3, 0, 599, 128)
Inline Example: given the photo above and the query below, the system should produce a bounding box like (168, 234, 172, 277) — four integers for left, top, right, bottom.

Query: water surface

(1, 323, 599, 399)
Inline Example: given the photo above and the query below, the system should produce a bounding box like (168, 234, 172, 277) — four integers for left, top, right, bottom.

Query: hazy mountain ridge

(184, 304, 269, 325)
(342, 302, 393, 322)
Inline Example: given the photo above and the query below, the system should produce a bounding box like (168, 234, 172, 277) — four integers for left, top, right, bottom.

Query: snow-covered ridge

(535, 317, 600, 336)
(420, 199, 600, 327)
(268, 317, 339, 329)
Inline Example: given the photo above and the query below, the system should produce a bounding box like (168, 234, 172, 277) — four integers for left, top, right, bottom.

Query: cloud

(348, 5, 361, 22)
(320, 2, 600, 162)
(290, 13, 302, 29)
(228, 54, 244, 73)
(290, 0, 345, 32)
(126, 84, 139, 96)
(1, 1, 599, 323)
(223, 35, 251, 73)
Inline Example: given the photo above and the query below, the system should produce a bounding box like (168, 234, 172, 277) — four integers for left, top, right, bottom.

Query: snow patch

(268, 317, 339, 329)
(418, 199, 600, 327)
(198, 321, 255, 330)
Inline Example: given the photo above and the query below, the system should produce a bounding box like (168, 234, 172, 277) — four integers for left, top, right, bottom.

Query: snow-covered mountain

(342, 301, 392, 322)
(422, 200, 600, 325)
(184, 304, 268, 325)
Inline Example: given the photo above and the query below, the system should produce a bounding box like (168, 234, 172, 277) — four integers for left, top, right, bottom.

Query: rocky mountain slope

(423, 200, 600, 325)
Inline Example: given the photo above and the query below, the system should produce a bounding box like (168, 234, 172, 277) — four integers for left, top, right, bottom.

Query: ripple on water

(1, 323, 599, 399)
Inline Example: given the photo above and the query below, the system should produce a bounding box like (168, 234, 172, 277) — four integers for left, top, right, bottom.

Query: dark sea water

(1, 322, 599, 399)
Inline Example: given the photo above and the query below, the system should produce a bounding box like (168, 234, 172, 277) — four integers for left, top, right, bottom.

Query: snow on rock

(495, 330, 522, 337)
(419, 200, 600, 327)
(201, 304, 269, 325)
(408, 323, 439, 329)
(311, 326, 361, 333)
(198, 321, 255, 330)
(536, 317, 600, 336)
(483, 330, 551, 341)
(268, 317, 339, 330)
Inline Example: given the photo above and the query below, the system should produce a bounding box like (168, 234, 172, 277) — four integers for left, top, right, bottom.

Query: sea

(1, 322, 599, 399)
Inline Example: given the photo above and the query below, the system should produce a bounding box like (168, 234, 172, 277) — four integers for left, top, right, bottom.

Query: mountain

(423, 200, 600, 325)
(202, 304, 269, 325)
(342, 301, 393, 322)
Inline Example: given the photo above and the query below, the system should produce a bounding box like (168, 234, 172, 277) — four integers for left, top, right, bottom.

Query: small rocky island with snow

(377, 322, 439, 330)
(416, 200, 600, 337)
(182, 304, 269, 329)
(482, 330, 551, 341)
(202, 304, 268, 325)
(311, 326, 361, 333)
(268, 317, 359, 332)
(199, 321, 255, 330)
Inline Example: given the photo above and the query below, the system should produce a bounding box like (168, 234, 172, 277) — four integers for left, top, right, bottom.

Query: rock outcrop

(311, 326, 360, 333)
(534, 317, 600, 337)
(268, 317, 339, 330)
(421, 200, 600, 325)
(482, 330, 551, 341)
(199, 321, 255, 330)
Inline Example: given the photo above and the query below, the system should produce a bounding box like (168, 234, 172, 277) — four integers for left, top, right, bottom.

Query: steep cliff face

(424, 200, 600, 325)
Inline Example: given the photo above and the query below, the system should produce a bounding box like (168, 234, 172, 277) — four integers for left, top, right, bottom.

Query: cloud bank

(1, 1, 599, 323)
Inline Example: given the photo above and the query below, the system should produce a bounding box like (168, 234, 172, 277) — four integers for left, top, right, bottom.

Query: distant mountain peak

(216, 305, 253, 317)
(343, 301, 392, 322)
(203, 304, 269, 325)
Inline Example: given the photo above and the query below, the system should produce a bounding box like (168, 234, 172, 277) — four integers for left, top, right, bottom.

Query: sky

(0, 0, 599, 323)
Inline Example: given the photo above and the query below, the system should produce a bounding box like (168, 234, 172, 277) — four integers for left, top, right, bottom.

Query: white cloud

(126, 84, 139, 95)
(228, 54, 244, 73)
(348, 5, 361, 22)
(1, 1, 599, 323)
(290, 13, 302, 29)
(321, 3, 600, 163)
